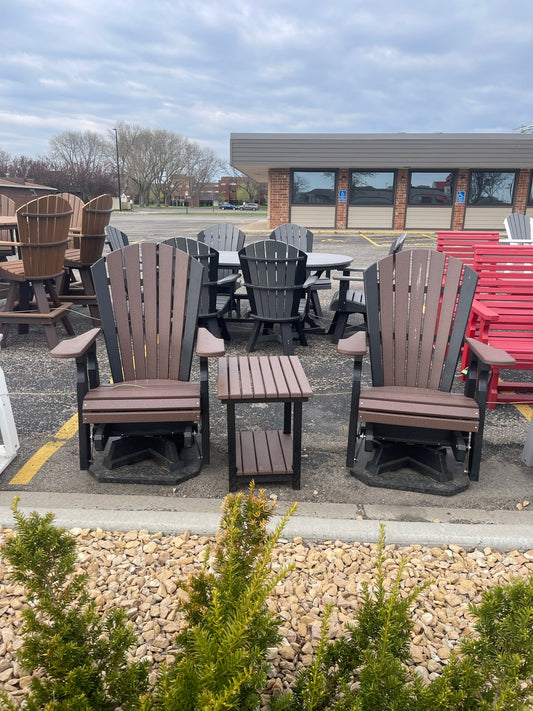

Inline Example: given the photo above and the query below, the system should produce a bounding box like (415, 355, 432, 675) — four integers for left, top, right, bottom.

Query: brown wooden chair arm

(0, 240, 17, 246)
(336, 330, 367, 355)
(50, 328, 101, 359)
(465, 337, 516, 368)
(196, 327, 225, 357)
(471, 299, 500, 322)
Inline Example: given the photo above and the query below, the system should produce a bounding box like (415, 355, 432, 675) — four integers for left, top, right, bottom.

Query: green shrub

(0, 499, 149, 711)
(142, 483, 296, 711)
(272, 526, 533, 711)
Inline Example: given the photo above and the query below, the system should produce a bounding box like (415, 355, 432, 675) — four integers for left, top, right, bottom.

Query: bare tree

(49, 130, 113, 199)
(230, 168, 265, 204)
(0, 148, 10, 176)
(184, 143, 225, 206)
(150, 130, 188, 207)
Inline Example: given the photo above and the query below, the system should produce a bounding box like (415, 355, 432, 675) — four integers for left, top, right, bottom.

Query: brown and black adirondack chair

(197, 222, 246, 316)
(238, 239, 317, 356)
(328, 233, 406, 343)
(163, 236, 238, 339)
(0, 194, 17, 259)
(104, 225, 129, 252)
(269, 222, 331, 320)
(61, 194, 113, 324)
(50, 242, 225, 483)
(337, 248, 514, 495)
(0, 195, 74, 348)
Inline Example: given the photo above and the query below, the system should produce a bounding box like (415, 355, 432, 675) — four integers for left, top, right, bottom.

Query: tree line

(0, 123, 238, 206)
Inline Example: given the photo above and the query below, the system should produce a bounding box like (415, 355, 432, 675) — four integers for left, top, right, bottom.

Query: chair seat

(359, 386, 480, 432)
(329, 288, 365, 312)
(82, 379, 201, 424)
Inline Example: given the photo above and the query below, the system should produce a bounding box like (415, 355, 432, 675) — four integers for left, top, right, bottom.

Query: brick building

(230, 133, 533, 231)
(0, 177, 56, 209)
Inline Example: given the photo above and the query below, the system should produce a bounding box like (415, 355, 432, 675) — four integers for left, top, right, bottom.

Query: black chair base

(88, 433, 203, 484)
(350, 441, 471, 496)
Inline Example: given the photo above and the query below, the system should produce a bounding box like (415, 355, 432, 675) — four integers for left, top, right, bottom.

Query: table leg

(226, 402, 237, 491)
(283, 401, 292, 434)
(292, 402, 303, 489)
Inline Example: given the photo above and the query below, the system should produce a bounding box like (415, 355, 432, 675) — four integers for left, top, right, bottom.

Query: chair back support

(269, 223, 313, 251)
(436, 231, 500, 267)
(0, 195, 15, 214)
(57, 192, 85, 231)
(365, 249, 478, 392)
(239, 239, 308, 321)
(105, 225, 130, 251)
(91, 242, 203, 384)
(504, 213, 533, 242)
(16, 195, 72, 279)
(78, 194, 113, 264)
(197, 223, 245, 251)
(164, 237, 218, 317)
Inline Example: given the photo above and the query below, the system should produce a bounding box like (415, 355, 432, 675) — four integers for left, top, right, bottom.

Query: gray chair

(328, 234, 407, 343)
(504, 213, 533, 243)
(197, 223, 246, 316)
(238, 239, 317, 355)
(269, 223, 331, 320)
(105, 225, 129, 251)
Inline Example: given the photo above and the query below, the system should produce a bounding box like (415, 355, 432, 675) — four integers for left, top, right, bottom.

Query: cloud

(1, 0, 533, 159)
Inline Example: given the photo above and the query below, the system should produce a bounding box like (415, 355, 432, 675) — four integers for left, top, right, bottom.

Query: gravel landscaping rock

(1, 524, 532, 707)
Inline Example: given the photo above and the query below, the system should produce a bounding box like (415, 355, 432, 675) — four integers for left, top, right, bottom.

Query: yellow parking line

(515, 404, 533, 421)
(9, 414, 78, 485)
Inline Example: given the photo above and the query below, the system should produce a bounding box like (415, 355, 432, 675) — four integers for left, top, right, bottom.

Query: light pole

(113, 127, 122, 211)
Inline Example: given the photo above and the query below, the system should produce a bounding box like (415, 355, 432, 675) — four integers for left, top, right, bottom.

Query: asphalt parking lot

(0, 212, 532, 535)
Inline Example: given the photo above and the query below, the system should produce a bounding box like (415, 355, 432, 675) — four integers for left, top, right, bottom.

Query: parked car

(219, 203, 236, 210)
(238, 202, 259, 211)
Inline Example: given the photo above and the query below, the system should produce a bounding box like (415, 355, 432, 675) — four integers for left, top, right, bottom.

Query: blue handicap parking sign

(338, 189, 347, 202)
(456, 190, 465, 203)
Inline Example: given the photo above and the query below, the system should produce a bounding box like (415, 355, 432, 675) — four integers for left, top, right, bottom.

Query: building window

(350, 171, 395, 205)
(292, 171, 336, 205)
(408, 171, 455, 205)
(468, 171, 516, 206)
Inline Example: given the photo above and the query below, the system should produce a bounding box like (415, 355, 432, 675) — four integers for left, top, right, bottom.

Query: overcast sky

(2, 0, 533, 164)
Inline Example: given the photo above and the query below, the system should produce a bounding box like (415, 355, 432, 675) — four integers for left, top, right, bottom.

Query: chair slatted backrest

(197, 223, 245, 251)
(91, 242, 203, 384)
(16, 195, 72, 279)
(57, 192, 85, 231)
(473, 243, 533, 299)
(504, 213, 533, 243)
(105, 225, 130, 251)
(436, 230, 500, 268)
(78, 194, 114, 264)
(0, 195, 15, 215)
(164, 236, 217, 317)
(269, 223, 313, 251)
(365, 249, 478, 392)
(239, 239, 308, 321)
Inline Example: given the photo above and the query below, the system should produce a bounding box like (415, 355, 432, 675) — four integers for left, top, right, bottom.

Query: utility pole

(113, 127, 122, 211)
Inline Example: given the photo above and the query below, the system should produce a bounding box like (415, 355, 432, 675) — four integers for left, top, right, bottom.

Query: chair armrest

(471, 299, 500, 322)
(50, 328, 101, 359)
(217, 273, 240, 286)
(0, 240, 17, 246)
(303, 275, 319, 289)
(465, 337, 516, 367)
(336, 330, 367, 356)
(196, 327, 225, 357)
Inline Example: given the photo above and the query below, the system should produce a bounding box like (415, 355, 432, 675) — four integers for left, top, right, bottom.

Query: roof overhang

(230, 132, 533, 183)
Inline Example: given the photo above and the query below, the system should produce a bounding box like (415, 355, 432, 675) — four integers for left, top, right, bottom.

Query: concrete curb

(2, 491, 533, 551)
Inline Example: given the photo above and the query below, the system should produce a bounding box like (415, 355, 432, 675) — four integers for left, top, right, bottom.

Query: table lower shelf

(236, 429, 293, 478)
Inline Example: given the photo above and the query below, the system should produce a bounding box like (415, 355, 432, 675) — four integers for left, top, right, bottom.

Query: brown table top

(0, 215, 17, 229)
(217, 355, 313, 402)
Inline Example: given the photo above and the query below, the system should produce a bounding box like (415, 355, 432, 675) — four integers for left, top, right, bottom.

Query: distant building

(230, 132, 533, 230)
(0, 177, 56, 209)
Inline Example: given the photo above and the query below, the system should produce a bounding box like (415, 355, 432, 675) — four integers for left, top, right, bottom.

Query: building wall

(267, 166, 533, 232)
(0, 185, 54, 209)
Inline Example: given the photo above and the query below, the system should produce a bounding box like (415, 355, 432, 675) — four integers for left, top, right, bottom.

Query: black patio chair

(164, 236, 238, 340)
(105, 225, 130, 251)
(238, 239, 317, 355)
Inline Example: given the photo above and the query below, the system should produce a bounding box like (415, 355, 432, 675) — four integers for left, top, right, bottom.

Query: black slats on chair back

(365, 249, 478, 392)
(91, 242, 203, 384)
(269, 223, 313, 251)
(105, 225, 130, 251)
(239, 240, 307, 320)
(164, 236, 218, 317)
